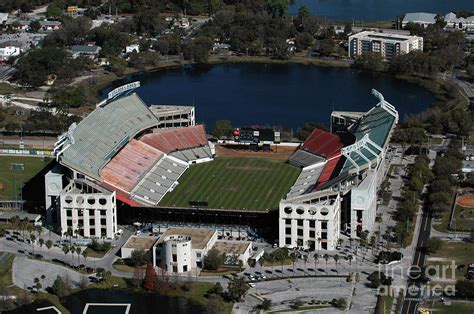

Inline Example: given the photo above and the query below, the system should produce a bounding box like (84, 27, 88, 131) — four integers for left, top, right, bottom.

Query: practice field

(160, 157, 300, 211)
(0, 156, 52, 200)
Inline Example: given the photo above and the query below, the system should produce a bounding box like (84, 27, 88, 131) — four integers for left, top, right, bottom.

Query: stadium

(44, 83, 398, 250)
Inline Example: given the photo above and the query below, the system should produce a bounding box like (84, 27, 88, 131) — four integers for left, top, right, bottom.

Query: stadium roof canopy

(301, 128, 344, 159)
(340, 90, 398, 174)
(57, 94, 159, 179)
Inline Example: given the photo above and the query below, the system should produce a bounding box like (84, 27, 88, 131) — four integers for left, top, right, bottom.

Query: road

(401, 207, 433, 314)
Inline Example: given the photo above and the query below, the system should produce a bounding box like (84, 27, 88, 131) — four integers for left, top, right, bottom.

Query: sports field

(0, 156, 52, 200)
(160, 157, 300, 211)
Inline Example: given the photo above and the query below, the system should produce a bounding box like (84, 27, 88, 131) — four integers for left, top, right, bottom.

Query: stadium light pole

(16, 110, 25, 149)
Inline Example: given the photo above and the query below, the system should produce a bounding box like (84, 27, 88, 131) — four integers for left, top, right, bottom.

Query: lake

(289, 0, 474, 22)
(103, 63, 434, 130)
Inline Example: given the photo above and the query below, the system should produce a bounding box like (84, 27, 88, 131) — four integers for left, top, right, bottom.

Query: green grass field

(160, 157, 300, 211)
(0, 156, 52, 200)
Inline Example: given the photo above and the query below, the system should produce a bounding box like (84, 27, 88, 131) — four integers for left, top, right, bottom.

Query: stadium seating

(170, 146, 213, 163)
(60, 94, 159, 179)
(100, 139, 164, 192)
(301, 128, 344, 159)
(289, 150, 325, 168)
(140, 125, 208, 154)
(131, 156, 188, 205)
(314, 154, 342, 188)
(287, 162, 326, 199)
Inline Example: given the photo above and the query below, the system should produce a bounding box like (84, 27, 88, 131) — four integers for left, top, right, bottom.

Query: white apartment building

(348, 31, 423, 59)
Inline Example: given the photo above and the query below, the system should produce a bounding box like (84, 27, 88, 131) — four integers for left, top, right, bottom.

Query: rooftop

(123, 235, 158, 250)
(213, 241, 251, 256)
(353, 31, 419, 42)
(0, 211, 41, 221)
(157, 227, 216, 250)
(71, 45, 101, 54)
(403, 12, 437, 23)
(301, 128, 344, 159)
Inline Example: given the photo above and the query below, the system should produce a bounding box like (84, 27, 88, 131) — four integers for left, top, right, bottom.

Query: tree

(266, 0, 288, 17)
(323, 254, 330, 272)
(313, 253, 319, 273)
(427, 238, 443, 254)
(297, 6, 311, 20)
(29, 20, 41, 32)
(40, 275, 46, 290)
(212, 120, 232, 139)
(204, 248, 225, 270)
(51, 275, 71, 297)
(130, 249, 149, 266)
(334, 298, 347, 309)
(30, 234, 36, 255)
(347, 254, 353, 266)
(318, 38, 335, 56)
(261, 298, 272, 310)
(207, 282, 224, 296)
(333, 254, 340, 270)
(226, 277, 249, 301)
(367, 271, 391, 288)
(46, 240, 53, 260)
(75, 246, 82, 265)
(81, 249, 88, 265)
(46, 1, 64, 19)
(343, 23, 352, 35)
(34, 277, 42, 291)
(354, 52, 384, 71)
(143, 262, 157, 291)
(456, 280, 474, 298)
(295, 32, 314, 51)
(206, 295, 226, 314)
(185, 36, 212, 63)
(467, 65, 474, 79)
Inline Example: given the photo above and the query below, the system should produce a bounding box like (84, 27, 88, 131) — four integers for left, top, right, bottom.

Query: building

(444, 12, 474, 31)
(0, 211, 42, 226)
(121, 235, 158, 259)
(0, 46, 20, 61)
(152, 227, 252, 273)
(125, 44, 140, 54)
(40, 20, 62, 31)
(348, 31, 423, 59)
(48, 87, 215, 238)
(153, 227, 218, 273)
(71, 45, 101, 58)
(402, 12, 437, 28)
(279, 90, 398, 250)
(58, 179, 117, 239)
(149, 104, 195, 128)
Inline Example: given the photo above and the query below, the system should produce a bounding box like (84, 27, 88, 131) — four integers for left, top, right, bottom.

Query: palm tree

(62, 244, 70, 262)
(337, 238, 344, 248)
(47, 225, 53, 240)
(291, 254, 297, 277)
(82, 250, 89, 266)
(313, 253, 319, 274)
(38, 238, 44, 256)
(323, 254, 329, 272)
(40, 274, 46, 289)
(258, 256, 265, 271)
(370, 235, 376, 255)
(35, 225, 42, 237)
(303, 254, 308, 273)
(69, 245, 76, 265)
(30, 234, 36, 255)
(333, 254, 340, 271)
(347, 254, 353, 267)
(76, 246, 82, 265)
(45, 240, 53, 260)
(34, 277, 41, 291)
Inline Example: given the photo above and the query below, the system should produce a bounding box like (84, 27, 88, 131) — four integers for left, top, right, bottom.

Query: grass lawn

(427, 300, 474, 314)
(451, 205, 474, 232)
(427, 241, 474, 280)
(0, 82, 22, 94)
(164, 282, 233, 313)
(160, 157, 300, 211)
(0, 252, 14, 286)
(83, 247, 107, 258)
(0, 156, 52, 200)
(375, 295, 393, 314)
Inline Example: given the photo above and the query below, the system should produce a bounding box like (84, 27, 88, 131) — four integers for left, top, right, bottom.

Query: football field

(160, 157, 300, 211)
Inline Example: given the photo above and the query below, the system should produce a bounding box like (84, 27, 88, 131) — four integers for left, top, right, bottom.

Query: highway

(401, 204, 433, 314)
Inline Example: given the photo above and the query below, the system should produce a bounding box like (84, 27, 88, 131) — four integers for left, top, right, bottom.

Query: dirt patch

(457, 195, 474, 208)
(216, 144, 297, 160)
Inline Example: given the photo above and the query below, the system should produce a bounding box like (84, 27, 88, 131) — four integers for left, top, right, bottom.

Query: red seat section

(140, 125, 208, 154)
(100, 139, 163, 192)
(314, 154, 342, 188)
(301, 128, 344, 159)
(100, 181, 142, 207)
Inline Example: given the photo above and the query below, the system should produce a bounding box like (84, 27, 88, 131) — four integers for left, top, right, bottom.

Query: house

(71, 45, 101, 58)
(125, 44, 140, 54)
(444, 12, 474, 31)
(402, 12, 437, 28)
(0, 46, 20, 62)
(40, 20, 62, 31)
(0, 13, 8, 25)
(212, 43, 230, 51)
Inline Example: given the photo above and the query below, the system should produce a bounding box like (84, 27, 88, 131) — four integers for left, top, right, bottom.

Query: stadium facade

(279, 89, 398, 250)
(45, 87, 215, 238)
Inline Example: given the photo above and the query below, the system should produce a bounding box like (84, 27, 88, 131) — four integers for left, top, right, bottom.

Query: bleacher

(314, 154, 343, 189)
(286, 162, 326, 199)
(170, 146, 213, 163)
(140, 125, 208, 154)
(289, 150, 325, 168)
(131, 156, 188, 205)
(60, 94, 159, 179)
(301, 128, 344, 159)
(100, 140, 164, 192)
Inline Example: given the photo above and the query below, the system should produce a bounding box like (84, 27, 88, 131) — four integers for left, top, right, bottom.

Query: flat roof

(0, 211, 41, 221)
(123, 235, 158, 250)
(213, 241, 251, 256)
(158, 227, 216, 250)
